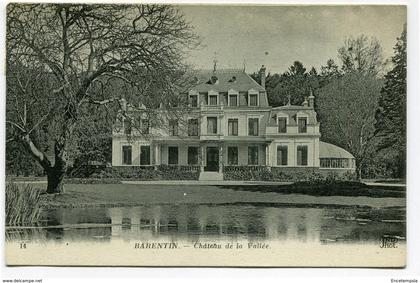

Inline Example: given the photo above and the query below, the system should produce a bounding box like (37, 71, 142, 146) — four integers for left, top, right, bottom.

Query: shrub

(307, 172, 325, 182)
(253, 169, 274, 181)
(89, 166, 199, 181)
(224, 166, 356, 182)
(342, 170, 358, 181)
(224, 170, 253, 181)
(5, 182, 43, 226)
(270, 170, 294, 181)
(224, 166, 275, 181)
(67, 165, 106, 178)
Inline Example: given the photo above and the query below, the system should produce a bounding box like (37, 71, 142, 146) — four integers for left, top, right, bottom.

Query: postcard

(5, 3, 406, 267)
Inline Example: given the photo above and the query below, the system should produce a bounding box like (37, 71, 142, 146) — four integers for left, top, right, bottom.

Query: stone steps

(199, 171, 224, 181)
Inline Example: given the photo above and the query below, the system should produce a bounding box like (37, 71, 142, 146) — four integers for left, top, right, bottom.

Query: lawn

(219, 181, 405, 197)
(33, 183, 406, 209)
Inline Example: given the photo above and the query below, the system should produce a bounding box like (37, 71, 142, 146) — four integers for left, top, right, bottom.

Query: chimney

(260, 65, 266, 89)
(308, 89, 315, 109)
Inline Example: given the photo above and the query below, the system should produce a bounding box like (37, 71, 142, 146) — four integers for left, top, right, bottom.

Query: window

(209, 95, 218, 106)
(320, 158, 351, 168)
(248, 146, 259, 165)
(189, 95, 198, 107)
(124, 120, 132, 135)
(228, 147, 238, 165)
(229, 95, 238, 106)
(168, 147, 179, 165)
(249, 94, 258, 106)
(298, 117, 307, 133)
(188, 119, 199, 136)
(140, 146, 150, 165)
(278, 117, 287, 133)
(207, 117, 217, 134)
(122, 145, 132, 165)
(248, 118, 259, 136)
(277, 146, 288, 166)
(297, 145, 308, 166)
(188, 147, 199, 165)
(141, 119, 149, 134)
(228, 119, 238, 136)
(169, 120, 178, 136)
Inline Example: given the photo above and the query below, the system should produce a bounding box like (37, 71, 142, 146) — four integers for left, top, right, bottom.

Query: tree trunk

(46, 168, 66, 194)
(46, 137, 69, 194)
(355, 158, 363, 180)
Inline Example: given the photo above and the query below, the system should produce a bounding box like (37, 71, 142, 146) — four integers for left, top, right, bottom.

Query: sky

(178, 5, 406, 74)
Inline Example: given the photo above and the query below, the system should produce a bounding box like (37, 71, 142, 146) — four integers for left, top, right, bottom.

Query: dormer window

(249, 94, 258, 106)
(278, 117, 287, 133)
(298, 117, 307, 133)
(229, 94, 238, 106)
(228, 89, 239, 107)
(209, 95, 217, 105)
(248, 92, 258, 106)
(208, 90, 218, 106)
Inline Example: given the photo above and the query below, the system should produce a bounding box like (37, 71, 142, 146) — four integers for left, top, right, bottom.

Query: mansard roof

(190, 69, 265, 93)
(268, 105, 318, 126)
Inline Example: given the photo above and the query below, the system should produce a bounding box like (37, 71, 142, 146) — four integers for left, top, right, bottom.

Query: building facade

(111, 67, 355, 180)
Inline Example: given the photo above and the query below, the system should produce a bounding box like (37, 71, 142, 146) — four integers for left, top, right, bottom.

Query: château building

(111, 66, 355, 180)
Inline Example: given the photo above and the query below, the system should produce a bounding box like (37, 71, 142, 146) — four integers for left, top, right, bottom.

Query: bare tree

(6, 4, 198, 193)
(338, 35, 384, 76)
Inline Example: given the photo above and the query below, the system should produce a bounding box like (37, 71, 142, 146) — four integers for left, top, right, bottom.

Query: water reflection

(6, 204, 405, 244)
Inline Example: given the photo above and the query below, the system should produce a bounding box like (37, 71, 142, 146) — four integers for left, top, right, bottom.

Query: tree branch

(6, 120, 26, 132)
(21, 134, 52, 171)
(82, 98, 119, 105)
(27, 111, 52, 134)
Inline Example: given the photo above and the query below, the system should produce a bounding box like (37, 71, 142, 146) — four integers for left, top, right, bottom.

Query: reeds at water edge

(5, 182, 43, 226)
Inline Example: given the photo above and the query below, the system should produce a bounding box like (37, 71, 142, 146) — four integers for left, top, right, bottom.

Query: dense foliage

(250, 31, 406, 179)
(374, 26, 407, 177)
(317, 72, 383, 178)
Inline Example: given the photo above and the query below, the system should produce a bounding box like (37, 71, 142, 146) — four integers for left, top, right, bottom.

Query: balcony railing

(158, 165, 201, 172)
(200, 104, 224, 111)
(223, 165, 270, 172)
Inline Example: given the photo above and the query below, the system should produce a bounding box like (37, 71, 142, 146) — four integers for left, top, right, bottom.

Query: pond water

(6, 204, 406, 245)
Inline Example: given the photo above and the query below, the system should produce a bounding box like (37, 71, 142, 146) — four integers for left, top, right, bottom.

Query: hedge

(223, 166, 356, 182)
(90, 165, 200, 181)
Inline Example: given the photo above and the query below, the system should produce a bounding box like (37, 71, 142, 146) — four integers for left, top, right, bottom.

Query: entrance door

(206, 147, 219, 171)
